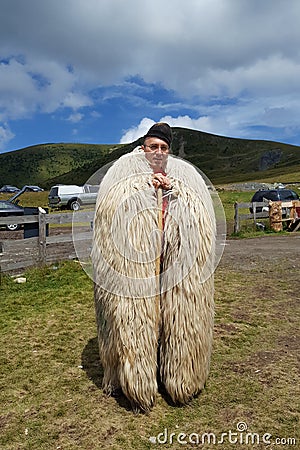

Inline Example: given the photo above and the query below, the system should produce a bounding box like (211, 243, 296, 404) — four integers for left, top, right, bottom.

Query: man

(92, 123, 216, 412)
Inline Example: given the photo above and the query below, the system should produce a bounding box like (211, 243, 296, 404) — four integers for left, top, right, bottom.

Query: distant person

(92, 123, 216, 412)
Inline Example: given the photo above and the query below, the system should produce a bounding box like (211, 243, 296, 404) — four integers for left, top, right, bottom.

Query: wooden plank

(236, 202, 268, 209)
(46, 213, 73, 224)
(46, 234, 73, 244)
(0, 215, 38, 225)
(0, 231, 93, 273)
(72, 211, 95, 222)
(46, 211, 94, 225)
(292, 221, 300, 232)
(46, 231, 92, 244)
(38, 208, 47, 264)
(234, 202, 239, 233)
(239, 212, 269, 220)
(1, 237, 39, 251)
(0, 211, 95, 226)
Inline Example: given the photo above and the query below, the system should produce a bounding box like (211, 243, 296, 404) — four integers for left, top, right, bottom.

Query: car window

(0, 202, 14, 209)
(252, 192, 264, 202)
(253, 191, 278, 202)
(264, 191, 279, 201)
(279, 190, 298, 201)
(49, 187, 58, 196)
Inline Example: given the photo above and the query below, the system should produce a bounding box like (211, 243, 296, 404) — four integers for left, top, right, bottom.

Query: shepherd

(92, 123, 216, 412)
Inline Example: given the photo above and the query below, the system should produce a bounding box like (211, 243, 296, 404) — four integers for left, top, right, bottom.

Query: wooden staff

(155, 187, 163, 334)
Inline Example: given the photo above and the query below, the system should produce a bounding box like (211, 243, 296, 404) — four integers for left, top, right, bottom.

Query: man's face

(142, 137, 169, 172)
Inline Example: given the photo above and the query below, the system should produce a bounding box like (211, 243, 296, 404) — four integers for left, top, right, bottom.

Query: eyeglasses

(144, 144, 169, 153)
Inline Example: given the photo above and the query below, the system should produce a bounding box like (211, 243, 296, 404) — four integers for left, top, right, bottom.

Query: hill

(0, 128, 299, 188)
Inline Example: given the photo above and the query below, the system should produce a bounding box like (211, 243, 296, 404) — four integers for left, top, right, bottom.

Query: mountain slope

(0, 128, 299, 188)
(0, 142, 123, 188)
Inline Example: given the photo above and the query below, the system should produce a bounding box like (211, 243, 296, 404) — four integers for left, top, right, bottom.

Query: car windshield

(260, 191, 278, 201)
(279, 190, 298, 201)
(0, 201, 15, 209)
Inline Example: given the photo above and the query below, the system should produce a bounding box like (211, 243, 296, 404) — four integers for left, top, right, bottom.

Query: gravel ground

(1, 226, 299, 272)
(219, 233, 299, 270)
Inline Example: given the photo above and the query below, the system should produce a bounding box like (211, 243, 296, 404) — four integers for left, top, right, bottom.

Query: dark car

(0, 185, 20, 193)
(0, 199, 24, 231)
(25, 185, 44, 192)
(250, 189, 299, 215)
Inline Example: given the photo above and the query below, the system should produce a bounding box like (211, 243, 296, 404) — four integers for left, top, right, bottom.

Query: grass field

(1, 247, 299, 449)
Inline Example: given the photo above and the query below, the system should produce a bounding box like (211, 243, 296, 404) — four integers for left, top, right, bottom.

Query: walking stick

(155, 187, 163, 334)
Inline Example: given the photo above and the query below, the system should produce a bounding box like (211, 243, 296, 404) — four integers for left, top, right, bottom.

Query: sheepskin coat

(92, 147, 216, 412)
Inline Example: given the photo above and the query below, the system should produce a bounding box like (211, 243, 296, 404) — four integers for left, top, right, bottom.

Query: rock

(14, 277, 27, 283)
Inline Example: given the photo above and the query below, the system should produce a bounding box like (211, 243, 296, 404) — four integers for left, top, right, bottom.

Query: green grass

(0, 143, 122, 189)
(1, 257, 299, 449)
(0, 191, 49, 208)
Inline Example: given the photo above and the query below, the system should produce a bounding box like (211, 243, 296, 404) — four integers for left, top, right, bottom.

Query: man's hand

(152, 173, 172, 190)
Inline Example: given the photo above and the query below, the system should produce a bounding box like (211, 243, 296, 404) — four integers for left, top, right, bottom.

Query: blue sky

(1, 0, 300, 153)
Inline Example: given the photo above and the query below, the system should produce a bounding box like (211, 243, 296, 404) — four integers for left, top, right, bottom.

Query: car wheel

(69, 200, 81, 211)
(6, 223, 20, 231)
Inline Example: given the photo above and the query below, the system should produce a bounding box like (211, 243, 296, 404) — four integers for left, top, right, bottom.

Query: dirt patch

(230, 350, 280, 375)
(219, 234, 300, 269)
(1, 228, 299, 266)
(277, 334, 300, 352)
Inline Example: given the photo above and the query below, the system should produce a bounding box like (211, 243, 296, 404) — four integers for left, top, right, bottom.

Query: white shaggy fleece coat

(92, 147, 216, 412)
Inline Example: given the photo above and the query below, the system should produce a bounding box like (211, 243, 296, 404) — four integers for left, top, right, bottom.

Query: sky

(1, 0, 300, 153)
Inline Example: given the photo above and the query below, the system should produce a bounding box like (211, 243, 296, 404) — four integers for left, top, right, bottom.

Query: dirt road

(219, 234, 299, 270)
(1, 226, 299, 267)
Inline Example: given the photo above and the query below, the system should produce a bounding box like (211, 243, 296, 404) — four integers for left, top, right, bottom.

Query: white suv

(48, 184, 98, 211)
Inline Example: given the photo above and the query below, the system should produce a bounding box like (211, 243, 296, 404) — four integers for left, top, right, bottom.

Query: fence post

(234, 202, 239, 233)
(269, 201, 282, 232)
(253, 202, 257, 224)
(38, 207, 47, 265)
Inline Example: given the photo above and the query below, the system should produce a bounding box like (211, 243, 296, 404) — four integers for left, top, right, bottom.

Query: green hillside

(0, 128, 299, 188)
(0, 142, 124, 189)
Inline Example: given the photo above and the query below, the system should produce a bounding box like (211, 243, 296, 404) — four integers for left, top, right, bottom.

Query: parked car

(0, 185, 20, 193)
(25, 185, 44, 192)
(48, 184, 98, 211)
(0, 199, 24, 231)
(250, 188, 299, 215)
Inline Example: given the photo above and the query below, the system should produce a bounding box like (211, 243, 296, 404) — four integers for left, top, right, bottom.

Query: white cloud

(1, 0, 300, 98)
(1, 0, 300, 147)
(119, 115, 230, 143)
(0, 57, 89, 119)
(0, 124, 15, 150)
(120, 98, 300, 144)
(120, 118, 155, 143)
(63, 92, 92, 110)
(67, 113, 83, 123)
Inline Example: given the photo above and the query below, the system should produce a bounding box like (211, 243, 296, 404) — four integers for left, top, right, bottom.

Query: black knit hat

(143, 122, 172, 147)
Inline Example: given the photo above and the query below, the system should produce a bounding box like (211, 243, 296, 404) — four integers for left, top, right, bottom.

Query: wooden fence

(0, 208, 94, 273)
(1, 201, 299, 273)
(234, 200, 300, 233)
